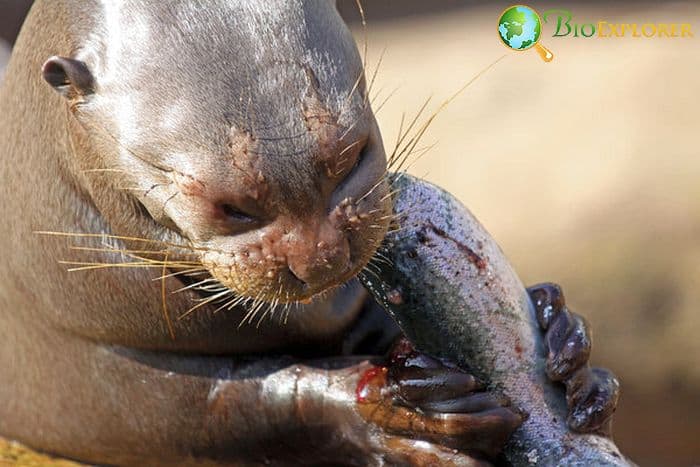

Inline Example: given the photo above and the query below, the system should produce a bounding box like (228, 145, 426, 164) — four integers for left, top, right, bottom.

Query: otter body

(0, 2, 617, 465)
(0, 2, 396, 465)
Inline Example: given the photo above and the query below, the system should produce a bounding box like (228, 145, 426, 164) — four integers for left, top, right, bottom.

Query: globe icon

(498, 5, 541, 51)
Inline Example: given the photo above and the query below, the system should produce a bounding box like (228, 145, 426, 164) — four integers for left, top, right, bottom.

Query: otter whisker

(251, 296, 269, 325)
(338, 138, 363, 158)
(388, 134, 428, 179)
(342, 0, 368, 108)
(161, 253, 176, 340)
(364, 46, 386, 108)
(153, 268, 208, 281)
(267, 282, 285, 324)
(376, 213, 402, 221)
(60, 260, 200, 272)
(36, 231, 204, 253)
(283, 300, 300, 325)
(226, 294, 248, 311)
(371, 86, 399, 117)
(355, 173, 388, 205)
(345, 67, 365, 107)
(341, 60, 387, 138)
(339, 48, 387, 141)
(42, 231, 234, 258)
(393, 112, 406, 158)
(113, 250, 199, 265)
(379, 188, 401, 203)
(70, 249, 202, 266)
(387, 55, 508, 181)
(267, 300, 278, 324)
(240, 292, 265, 327)
(198, 284, 230, 293)
(74, 247, 202, 272)
(334, 139, 364, 177)
(398, 147, 437, 182)
(386, 105, 440, 172)
(386, 223, 415, 235)
(211, 293, 241, 315)
(240, 295, 259, 326)
(387, 97, 432, 167)
(389, 118, 438, 177)
(387, 135, 434, 185)
(170, 277, 219, 294)
(339, 102, 373, 141)
(395, 144, 434, 159)
(279, 301, 290, 325)
(206, 293, 237, 315)
(256, 302, 275, 328)
(356, 0, 368, 71)
(391, 143, 438, 183)
(69, 246, 174, 256)
(368, 84, 386, 108)
(178, 289, 231, 320)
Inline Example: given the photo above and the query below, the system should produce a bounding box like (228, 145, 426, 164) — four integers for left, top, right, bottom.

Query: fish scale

(360, 174, 631, 466)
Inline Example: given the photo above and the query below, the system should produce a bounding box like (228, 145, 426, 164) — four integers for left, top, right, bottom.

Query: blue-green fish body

(360, 175, 630, 466)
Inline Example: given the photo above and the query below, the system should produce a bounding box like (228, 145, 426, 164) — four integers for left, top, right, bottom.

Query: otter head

(42, 1, 391, 304)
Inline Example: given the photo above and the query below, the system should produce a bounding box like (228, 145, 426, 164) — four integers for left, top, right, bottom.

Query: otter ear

(41, 56, 95, 98)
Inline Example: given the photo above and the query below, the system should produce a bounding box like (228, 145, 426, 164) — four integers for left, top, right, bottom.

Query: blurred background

(2, 1, 698, 465)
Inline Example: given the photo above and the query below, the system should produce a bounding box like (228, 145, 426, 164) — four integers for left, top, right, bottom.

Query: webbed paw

(528, 283, 620, 435)
(357, 338, 522, 461)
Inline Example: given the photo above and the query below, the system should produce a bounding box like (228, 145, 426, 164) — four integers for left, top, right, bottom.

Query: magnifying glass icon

(498, 5, 554, 62)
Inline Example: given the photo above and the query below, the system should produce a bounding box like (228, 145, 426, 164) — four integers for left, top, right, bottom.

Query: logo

(543, 9, 694, 39)
(498, 5, 554, 62)
(498, 5, 694, 63)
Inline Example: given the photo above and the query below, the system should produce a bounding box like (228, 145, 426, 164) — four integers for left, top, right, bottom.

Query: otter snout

(285, 220, 351, 290)
(199, 183, 389, 303)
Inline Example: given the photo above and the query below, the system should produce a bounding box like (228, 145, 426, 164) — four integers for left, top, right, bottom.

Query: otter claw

(545, 311, 591, 381)
(528, 282, 566, 329)
(386, 338, 491, 410)
(417, 392, 511, 414)
(566, 367, 620, 434)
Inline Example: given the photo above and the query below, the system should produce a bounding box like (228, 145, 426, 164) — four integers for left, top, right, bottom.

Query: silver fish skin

(360, 175, 631, 466)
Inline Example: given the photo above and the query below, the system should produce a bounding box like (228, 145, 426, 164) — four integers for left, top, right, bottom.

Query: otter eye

(342, 142, 368, 182)
(217, 203, 255, 223)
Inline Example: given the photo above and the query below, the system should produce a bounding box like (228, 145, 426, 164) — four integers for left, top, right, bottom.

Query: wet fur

(0, 1, 401, 464)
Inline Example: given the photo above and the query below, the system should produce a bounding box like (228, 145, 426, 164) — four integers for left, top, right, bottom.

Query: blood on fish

(356, 366, 388, 403)
(424, 221, 487, 271)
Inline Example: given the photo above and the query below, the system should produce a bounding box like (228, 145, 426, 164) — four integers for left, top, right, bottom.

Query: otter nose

(286, 221, 350, 289)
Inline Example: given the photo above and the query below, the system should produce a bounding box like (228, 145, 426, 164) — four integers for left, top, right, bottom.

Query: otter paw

(356, 338, 522, 460)
(527, 282, 620, 435)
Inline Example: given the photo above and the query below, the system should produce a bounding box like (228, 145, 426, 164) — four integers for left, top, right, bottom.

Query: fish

(359, 174, 631, 466)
